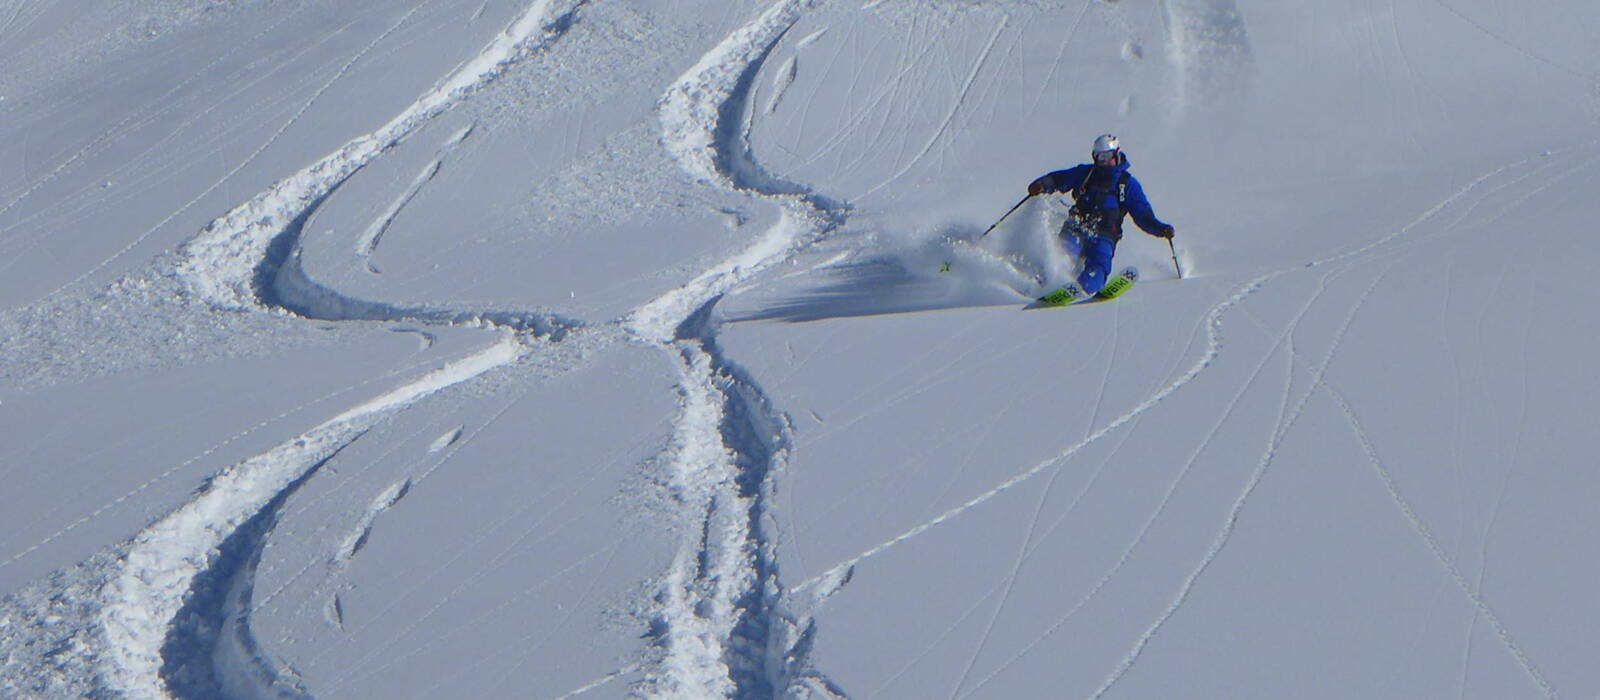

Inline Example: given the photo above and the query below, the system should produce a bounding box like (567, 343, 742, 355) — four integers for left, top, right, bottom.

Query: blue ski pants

(1077, 234, 1117, 295)
(1060, 222, 1118, 295)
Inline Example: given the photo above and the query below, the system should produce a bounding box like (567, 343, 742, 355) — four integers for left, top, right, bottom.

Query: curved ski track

(12, 0, 1579, 698)
(85, 1, 596, 697)
(783, 145, 1586, 699)
(630, 1, 848, 698)
(78, 0, 853, 696)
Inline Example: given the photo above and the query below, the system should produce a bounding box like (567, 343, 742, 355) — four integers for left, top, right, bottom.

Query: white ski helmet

(1092, 133, 1120, 162)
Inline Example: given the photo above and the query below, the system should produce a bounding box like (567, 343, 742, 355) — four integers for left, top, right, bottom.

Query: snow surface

(3, 0, 1600, 698)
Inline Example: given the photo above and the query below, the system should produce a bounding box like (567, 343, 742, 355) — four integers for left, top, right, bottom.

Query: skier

(1027, 134, 1174, 295)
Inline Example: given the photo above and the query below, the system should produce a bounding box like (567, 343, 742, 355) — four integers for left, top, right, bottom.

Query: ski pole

(980, 194, 1034, 238)
(1168, 238, 1183, 279)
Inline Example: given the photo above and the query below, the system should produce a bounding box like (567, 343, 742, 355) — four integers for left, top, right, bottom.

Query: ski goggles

(1093, 150, 1119, 164)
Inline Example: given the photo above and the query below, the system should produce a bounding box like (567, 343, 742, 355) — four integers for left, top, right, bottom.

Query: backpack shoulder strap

(1074, 165, 1108, 199)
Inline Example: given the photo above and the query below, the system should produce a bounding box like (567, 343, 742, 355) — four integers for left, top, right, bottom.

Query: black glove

(1155, 224, 1175, 239)
(1027, 177, 1049, 196)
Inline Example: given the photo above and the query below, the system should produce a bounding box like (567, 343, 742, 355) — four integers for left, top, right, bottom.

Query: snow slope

(3, 0, 1600, 698)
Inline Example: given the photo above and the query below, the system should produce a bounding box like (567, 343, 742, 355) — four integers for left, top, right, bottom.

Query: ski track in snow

(0, 13, 353, 271)
(1082, 152, 1595, 698)
(316, 428, 659, 696)
(355, 123, 475, 274)
(100, 336, 523, 700)
(955, 271, 1328, 700)
(1329, 382, 1556, 698)
(28, 0, 439, 309)
(12, 1, 1590, 697)
(0, 12, 354, 289)
(427, 425, 464, 453)
(855, 14, 1009, 202)
(335, 478, 413, 565)
(1233, 153, 1600, 700)
(0, 7, 303, 228)
(77, 1, 595, 697)
(790, 143, 1582, 696)
(764, 55, 799, 115)
(306, 386, 601, 692)
(177, 0, 587, 313)
(0, 348, 456, 575)
(629, 0, 847, 696)
(88, 0, 847, 693)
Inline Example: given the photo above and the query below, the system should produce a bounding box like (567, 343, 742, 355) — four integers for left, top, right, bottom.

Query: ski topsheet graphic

(1033, 266, 1139, 308)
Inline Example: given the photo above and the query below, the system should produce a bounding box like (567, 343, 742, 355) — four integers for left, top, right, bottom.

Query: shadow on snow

(728, 223, 1068, 324)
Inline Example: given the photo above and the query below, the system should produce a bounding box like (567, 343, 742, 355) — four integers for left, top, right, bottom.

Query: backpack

(1070, 166, 1131, 239)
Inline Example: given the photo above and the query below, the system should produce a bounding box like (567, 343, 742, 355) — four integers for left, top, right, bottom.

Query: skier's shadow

(728, 245, 1029, 324)
(727, 258, 954, 323)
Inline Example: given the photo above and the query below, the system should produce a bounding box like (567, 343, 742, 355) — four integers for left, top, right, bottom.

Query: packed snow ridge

(100, 337, 524, 700)
(634, 1, 846, 696)
(177, 0, 588, 314)
(89, 2, 593, 697)
(632, 0, 842, 344)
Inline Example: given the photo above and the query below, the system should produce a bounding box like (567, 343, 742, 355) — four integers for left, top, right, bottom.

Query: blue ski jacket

(1031, 156, 1170, 240)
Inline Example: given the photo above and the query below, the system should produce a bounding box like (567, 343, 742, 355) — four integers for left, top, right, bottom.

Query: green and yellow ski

(1030, 267, 1139, 309)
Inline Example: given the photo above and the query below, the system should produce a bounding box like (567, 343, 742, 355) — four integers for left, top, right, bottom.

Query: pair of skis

(1029, 266, 1139, 309)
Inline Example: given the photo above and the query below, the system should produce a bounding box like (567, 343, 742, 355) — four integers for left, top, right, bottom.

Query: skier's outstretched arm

(1125, 176, 1175, 238)
(1027, 166, 1090, 195)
